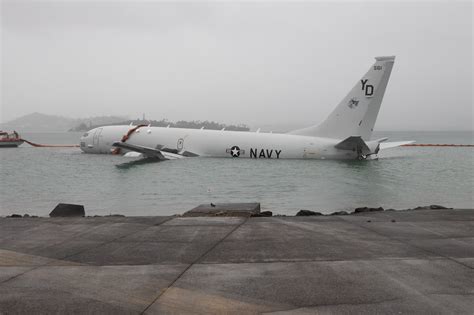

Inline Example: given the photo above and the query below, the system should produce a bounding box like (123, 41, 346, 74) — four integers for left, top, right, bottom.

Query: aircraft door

(92, 128, 103, 148)
(303, 143, 319, 159)
(177, 138, 184, 152)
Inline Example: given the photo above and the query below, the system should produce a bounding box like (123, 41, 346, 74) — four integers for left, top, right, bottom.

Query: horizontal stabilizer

(379, 141, 415, 150)
(373, 137, 389, 143)
(335, 136, 371, 155)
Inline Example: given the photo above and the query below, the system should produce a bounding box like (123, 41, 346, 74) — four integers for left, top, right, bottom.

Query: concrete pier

(0, 209, 473, 314)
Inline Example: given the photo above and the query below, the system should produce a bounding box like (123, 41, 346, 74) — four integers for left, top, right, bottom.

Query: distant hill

(1, 113, 250, 133)
(0, 113, 126, 132)
(0, 113, 75, 132)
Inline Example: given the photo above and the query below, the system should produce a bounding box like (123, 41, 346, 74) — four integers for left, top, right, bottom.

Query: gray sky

(1, 0, 472, 130)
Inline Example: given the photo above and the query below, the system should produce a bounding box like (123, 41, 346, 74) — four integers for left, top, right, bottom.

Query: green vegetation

(70, 119, 250, 132)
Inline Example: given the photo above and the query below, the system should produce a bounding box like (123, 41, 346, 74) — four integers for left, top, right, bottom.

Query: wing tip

(375, 56, 396, 61)
(379, 140, 416, 150)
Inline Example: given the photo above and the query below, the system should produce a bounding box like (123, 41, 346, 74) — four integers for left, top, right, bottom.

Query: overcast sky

(1, 0, 472, 130)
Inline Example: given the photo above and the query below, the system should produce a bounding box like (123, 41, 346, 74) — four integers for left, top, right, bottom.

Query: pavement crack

(0, 217, 174, 287)
(140, 217, 249, 314)
(352, 220, 474, 270)
(196, 256, 455, 265)
(60, 217, 174, 262)
(289, 296, 404, 309)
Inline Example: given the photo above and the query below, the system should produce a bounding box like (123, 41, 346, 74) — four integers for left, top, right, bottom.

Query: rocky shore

(3, 203, 455, 219)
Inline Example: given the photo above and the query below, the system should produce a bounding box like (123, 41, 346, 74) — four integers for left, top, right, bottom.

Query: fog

(1, 0, 472, 131)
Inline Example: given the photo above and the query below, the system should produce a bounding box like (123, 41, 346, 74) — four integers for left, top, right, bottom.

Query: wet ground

(0, 209, 473, 314)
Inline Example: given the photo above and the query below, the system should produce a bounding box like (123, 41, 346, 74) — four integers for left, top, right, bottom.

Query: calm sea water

(0, 131, 472, 216)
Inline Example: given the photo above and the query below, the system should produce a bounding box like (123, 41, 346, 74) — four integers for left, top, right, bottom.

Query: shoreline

(1, 204, 462, 219)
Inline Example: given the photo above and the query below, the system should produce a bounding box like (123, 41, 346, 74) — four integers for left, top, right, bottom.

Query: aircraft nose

(79, 130, 94, 152)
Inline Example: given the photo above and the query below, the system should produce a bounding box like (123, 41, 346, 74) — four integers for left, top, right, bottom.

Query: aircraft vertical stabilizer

(288, 56, 395, 140)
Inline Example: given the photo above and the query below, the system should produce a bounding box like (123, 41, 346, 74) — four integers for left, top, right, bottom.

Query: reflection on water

(115, 157, 162, 169)
(0, 131, 472, 216)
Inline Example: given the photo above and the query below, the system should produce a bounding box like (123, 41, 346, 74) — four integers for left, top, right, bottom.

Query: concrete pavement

(0, 209, 473, 314)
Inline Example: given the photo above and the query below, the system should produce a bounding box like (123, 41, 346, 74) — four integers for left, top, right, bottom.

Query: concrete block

(50, 203, 85, 217)
(183, 203, 260, 217)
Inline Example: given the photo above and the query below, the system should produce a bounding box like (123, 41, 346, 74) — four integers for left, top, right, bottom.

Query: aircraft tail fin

(288, 56, 395, 141)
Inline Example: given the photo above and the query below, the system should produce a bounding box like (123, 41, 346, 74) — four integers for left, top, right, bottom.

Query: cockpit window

(82, 132, 89, 137)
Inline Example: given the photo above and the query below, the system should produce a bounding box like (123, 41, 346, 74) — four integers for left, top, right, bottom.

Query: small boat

(0, 131, 24, 147)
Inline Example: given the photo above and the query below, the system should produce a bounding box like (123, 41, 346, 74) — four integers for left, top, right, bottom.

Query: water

(0, 131, 472, 216)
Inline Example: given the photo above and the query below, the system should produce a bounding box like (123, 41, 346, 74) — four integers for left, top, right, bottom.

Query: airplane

(79, 56, 414, 161)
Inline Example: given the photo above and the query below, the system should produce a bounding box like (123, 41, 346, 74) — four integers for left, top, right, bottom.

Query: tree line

(70, 119, 250, 132)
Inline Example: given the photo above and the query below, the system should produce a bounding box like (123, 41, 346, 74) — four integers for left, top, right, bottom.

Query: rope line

(111, 124, 148, 154)
(21, 139, 79, 148)
(402, 144, 473, 147)
(10, 136, 474, 150)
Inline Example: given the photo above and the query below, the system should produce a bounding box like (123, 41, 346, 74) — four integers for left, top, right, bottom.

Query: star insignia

(226, 146, 244, 157)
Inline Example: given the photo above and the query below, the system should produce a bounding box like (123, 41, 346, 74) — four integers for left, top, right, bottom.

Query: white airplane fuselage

(80, 56, 412, 160)
(80, 125, 362, 160)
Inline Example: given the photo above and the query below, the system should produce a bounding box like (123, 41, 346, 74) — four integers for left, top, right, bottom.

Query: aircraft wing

(379, 141, 415, 150)
(335, 136, 371, 155)
(112, 142, 180, 160)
